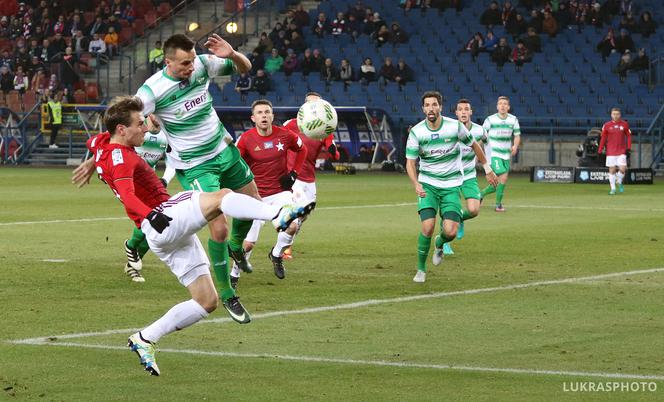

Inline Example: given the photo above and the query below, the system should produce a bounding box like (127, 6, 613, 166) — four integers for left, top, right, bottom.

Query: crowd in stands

(237, 1, 416, 96)
(466, 0, 657, 78)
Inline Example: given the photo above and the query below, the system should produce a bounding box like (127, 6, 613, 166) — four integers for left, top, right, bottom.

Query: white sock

(141, 299, 208, 343)
(273, 232, 294, 257)
(245, 249, 253, 261)
(609, 174, 616, 190)
(616, 171, 624, 184)
(220, 193, 280, 221)
(230, 263, 241, 278)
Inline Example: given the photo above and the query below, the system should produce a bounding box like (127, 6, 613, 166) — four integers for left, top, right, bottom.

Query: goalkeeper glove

(279, 171, 298, 190)
(146, 210, 172, 233)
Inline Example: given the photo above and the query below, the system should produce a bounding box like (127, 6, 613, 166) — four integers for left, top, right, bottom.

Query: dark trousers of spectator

(50, 123, 61, 146)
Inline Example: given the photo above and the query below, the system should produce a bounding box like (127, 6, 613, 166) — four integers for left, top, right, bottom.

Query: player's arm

(459, 122, 498, 186)
(280, 133, 308, 190)
(625, 123, 632, 154)
(405, 130, 425, 197)
(511, 119, 521, 156)
(72, 134, 104, 188)
(323, 134, 340, 160)
(203, 34, 251, 74)
(598, 124, 607, 154)
(235, 132, 248, 158)
(114, 177, 172, 233)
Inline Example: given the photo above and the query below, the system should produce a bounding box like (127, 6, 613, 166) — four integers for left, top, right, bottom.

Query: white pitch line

(11, 267, 664, 345)
(29, 341, 664, 381)
(1, 201, 661, 227)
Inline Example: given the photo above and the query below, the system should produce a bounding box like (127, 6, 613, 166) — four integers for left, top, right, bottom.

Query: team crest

(179, 80, 190, 89)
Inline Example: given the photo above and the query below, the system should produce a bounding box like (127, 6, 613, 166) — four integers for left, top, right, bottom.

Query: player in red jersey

(87, 96, 314, 376)
(281, 92, 340, 259)
(599, 107, 632, 195)
(230, 99, 309, 284)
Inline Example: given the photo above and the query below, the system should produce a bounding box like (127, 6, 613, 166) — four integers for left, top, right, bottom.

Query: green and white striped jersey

(406, 116, 474, 188)
(135, 130, 168, 169)
(136, 54, 235, 169)
(482, 113, 520, 161)
(459, 122, 487, 180)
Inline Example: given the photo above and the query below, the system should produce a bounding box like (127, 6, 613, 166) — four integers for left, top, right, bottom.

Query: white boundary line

(28, 342, 664, 381)
(1, 202, 662, 227)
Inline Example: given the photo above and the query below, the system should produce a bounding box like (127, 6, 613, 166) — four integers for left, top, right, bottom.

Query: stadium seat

(120, 27, 133, 46)
(132, 19, 145, 37)
(22, 91, 37, 109)
(157, 2, 172, 17)
(144, 11, 158, 27)
(73, 90, 87, 104)
(85, 83, 100, 102)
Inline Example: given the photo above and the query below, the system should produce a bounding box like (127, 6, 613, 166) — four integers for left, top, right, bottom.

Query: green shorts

(417, 182, 462, 222)
(491, 157, 510, 176)
(460, 177, 481, 200)
(176, 144, 254, 192)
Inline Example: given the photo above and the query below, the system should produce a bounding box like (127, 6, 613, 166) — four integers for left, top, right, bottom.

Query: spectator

(30, 69, 48, 93)
(269, 22, 283, 44)
(255, 32, 273, 54)
(51, 32, 67, 56)
(60, 47, 79, 100)
(104, 27, 119, 57)
(619, 12, 637, 33)
(346, 14, 362, 41)
(69, 14, 83, 37)
(121, 3, 136, 22)
(293, 4, 310, 28)
(395, 58, 413, 88)
(638, 11, 657, 38)
(14, 66, 30, 93)
(511, 40, 532, 71)
(480, 1, 502, 26)
(359, 57, 376, 84)
(264, 48, 284, 73)
(491, 37, 512, 69)
(596, 29, 616, 62)
(375, 25, 391, 47)
(13, 47, 30, 73)
(461, 32, 484, 61)
(282, 9, 296, 28)
(311, 48, 325, 71)
(331, 12, 346, 37)
(89, 33, 107, 57)
(501, 1, 517, 27)
(248, 50, 265, 75)
(252, 69, 270, 95)
(0, 16, 10, 38)
(369, 12, 386, 35)
(46, 91, 63, 148)
(527, 9, 543, 33)
(273, 30, 288, 57)
(587, 2, 606, 28)
(0, 65, 14, 94)
(73, 30, 89, 56)
(390, 22, 409, 44)
(484, 30, 498, 52)
(555, 2, 571, 28)
(614, 50, 631, 82)
(619, 0, 633, 16)
(27, 56, 45, 78)
(149, 41, 164, 74)
(542, 11, 558, 37)
(507, 13, 528, 40)
(338, 58, 353, 88)
(0, 49, 14, 72)
(10, 16, 23, 39)
(86, 16, 106, 37)
(300, 49, 316, 76)
(614, 28, 634, 54)
(379, 57, 397, 84)
(348, 0, 366, 20)
(235, 72, 252, 101)
(320, 57, 337, 85)
(283, 49, 298, 76)
(312, 12, 329, 38)
(629, 48, 650, 83)
(521, 27, 541, 53)
(289, 31, 306, 54)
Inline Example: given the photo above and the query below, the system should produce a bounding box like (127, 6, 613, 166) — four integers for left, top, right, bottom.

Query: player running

(599, 107, 631, 195)
(230, 99, 309, 286)
(480, 96, 521, 212)
(88, 96, 314, 375)
(432, 98, 487, 260)
(406, 91, 497, 283)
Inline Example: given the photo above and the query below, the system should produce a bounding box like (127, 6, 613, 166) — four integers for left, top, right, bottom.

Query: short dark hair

(611, 107, 621, 113)
(305, 91, 322, 101)
(498, 96, 510, 102)
(456, 98, 471, 106)
(104, 96, 144, 135)
(421, 91, 442, 106)
(251, 99, 273, 113)
(163, 34, 195, 58)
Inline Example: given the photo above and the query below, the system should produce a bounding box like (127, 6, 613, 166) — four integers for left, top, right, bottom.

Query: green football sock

(481, 185, 496, 198)
(228, 218, 253, 252)
(208, 239, 235, 301)
(496, 183, 506, 204)
(127, 227, 150, 258)
(417, 233, 431, 272)
(435, 234, 445, 249)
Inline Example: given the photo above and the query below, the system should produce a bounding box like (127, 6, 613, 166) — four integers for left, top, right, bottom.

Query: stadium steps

(24, 143, 87, 166)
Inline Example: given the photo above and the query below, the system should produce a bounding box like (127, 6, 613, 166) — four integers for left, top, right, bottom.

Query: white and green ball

(297, 99, 338, 140)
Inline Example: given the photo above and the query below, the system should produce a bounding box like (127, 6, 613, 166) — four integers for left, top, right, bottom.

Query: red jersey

(236, 125, 307, 197)
(599, 119, 631, 156)
(284, 118, 339, 183)
(87, 132, 170, 227)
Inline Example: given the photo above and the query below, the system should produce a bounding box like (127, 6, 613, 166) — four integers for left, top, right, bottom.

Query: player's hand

(203, 34, 234, 58)
(486, 171, 499, 187)
(72, 158, 95, 188)
(414, 183, 426, 198)
(328, 144, 337, 155)
(279, 171, 298, 190)
(159, 178, 168, 188)
(511, 145, 519, 156)
(146, 210, 172, 234)
(625, 149, 631, 157)
(147, 114, 160, 134)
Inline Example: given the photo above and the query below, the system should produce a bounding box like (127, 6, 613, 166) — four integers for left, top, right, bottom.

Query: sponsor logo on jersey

(429, 147, 455, 156)
(112, 148, 124, 166)
(183, 92, 208, 113)
(264, 141, 274, 149)
(254, 145, 261, 151)
(432, 134, 439, 140)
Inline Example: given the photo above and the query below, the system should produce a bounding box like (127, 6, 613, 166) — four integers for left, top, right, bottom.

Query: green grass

(1, 168, 663, 401)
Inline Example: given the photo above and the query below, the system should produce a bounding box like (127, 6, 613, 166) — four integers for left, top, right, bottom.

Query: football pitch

(1, 168, 663, 401)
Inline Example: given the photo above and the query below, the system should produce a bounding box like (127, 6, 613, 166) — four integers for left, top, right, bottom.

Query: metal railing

(648, 53, 664, 88)
(646, 103, 664, 170)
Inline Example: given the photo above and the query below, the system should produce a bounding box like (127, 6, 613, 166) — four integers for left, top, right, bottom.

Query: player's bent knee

(198, 292, 219, 313)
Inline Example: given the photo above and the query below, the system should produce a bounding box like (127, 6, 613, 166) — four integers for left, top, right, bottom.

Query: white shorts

(245, 191, 294, 243)
(140, 191, 211, 287)
(606, 154, 627, 167)
(292, 179, 317, 204)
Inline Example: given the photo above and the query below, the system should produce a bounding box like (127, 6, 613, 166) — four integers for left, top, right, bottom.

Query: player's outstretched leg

(127, 332, 160, 376)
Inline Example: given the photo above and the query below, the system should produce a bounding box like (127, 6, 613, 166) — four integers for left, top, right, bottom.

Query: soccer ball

(297, 99, 338, 140)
